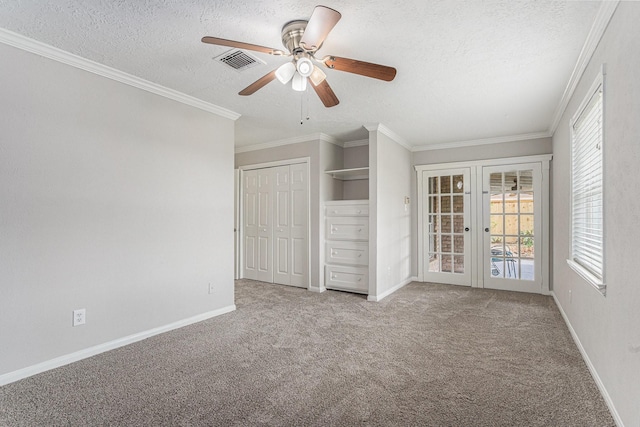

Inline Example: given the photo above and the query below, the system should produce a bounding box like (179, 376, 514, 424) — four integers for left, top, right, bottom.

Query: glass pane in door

(488, 170, 535, 281)
(427, 174, 466, 275)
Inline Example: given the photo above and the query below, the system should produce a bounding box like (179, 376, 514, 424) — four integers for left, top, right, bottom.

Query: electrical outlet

(73, 308, 86, 326)
(208, 283, 215, 294)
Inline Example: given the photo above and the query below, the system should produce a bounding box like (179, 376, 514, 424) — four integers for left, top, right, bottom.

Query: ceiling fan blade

(321, 56, 397, 82)
(201, 36, 285, 56)
(300, 6, 341, 51)
(239, 70, 278, 96)
(311, 79, 339, 108)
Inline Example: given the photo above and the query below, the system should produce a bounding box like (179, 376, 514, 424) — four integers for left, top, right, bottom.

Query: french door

(422, 168, 472, 286)
(417, 155, 550, 294)
(482, 163, 542, 293)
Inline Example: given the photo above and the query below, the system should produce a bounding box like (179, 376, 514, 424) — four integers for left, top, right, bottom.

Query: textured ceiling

(0, 0, 602, 148)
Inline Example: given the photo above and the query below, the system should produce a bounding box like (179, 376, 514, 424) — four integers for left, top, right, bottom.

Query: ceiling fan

(202, 5, 397, 108)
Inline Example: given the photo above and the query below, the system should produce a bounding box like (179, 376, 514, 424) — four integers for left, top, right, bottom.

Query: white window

(568, 71, 604, 293)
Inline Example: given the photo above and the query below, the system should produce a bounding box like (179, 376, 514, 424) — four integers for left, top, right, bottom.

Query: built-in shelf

(325, 167, 369, 181)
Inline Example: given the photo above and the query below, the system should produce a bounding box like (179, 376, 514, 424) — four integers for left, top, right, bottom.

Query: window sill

(566, 259, 605, 296)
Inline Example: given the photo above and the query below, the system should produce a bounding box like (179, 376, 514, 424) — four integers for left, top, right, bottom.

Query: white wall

(369, 128, 413, 300)
(551, 3, 640, 425)
(0, 43, 236, 377)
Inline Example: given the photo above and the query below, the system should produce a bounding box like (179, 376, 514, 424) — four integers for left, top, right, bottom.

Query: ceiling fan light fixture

(275, 62, 296, 84)
(292, 72, 308, 91)
(309, 65, 326, 86)
(296, 57, 313, 77)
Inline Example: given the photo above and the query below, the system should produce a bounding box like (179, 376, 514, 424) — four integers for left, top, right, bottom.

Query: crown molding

(364, 123, 412, 151)
(343, 139, 369, 148)
(0, 28, 240, 121)
(235, 133, 341, 153)
(411, 131, 551, 152)
(548, 0, 619, 134)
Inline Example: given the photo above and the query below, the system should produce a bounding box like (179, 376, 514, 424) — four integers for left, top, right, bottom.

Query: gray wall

(551, 3, 640, 425)
(0, 43, 236, 376)
(412, 138, 552, 165)
(343, 145, 369, 200)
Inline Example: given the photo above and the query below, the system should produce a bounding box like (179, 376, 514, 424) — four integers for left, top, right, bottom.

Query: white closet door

(243, 170, 258, 280)
(273, 165, 291, 285)
(242, 162, 308, 288)
(289, 163, 308, 287)
(257, 168, 274, 282)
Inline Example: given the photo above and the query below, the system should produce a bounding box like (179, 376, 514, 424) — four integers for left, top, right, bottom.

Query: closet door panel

(273, 165, 291, 285)
(242, 170, 258, 280)
(289, 163, 308, 287)
(256, 168, 273, 282)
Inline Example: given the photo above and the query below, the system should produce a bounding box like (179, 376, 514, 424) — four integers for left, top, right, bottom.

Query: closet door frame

(238, 157, 311, 288)
(416, 154, 552, 294)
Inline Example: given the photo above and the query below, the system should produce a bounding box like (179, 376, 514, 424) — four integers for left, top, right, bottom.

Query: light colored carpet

(0, 280, 614, 426)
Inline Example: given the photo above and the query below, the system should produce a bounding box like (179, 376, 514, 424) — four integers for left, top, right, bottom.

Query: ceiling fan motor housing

(281, 20, 312, 54)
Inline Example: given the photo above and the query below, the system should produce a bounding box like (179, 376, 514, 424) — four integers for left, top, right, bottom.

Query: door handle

(485, 227, 489, 232)
(464, 227, 470, 232)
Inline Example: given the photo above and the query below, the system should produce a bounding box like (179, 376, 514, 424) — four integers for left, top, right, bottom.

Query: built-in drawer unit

(326, 241, 369, 266)
(325, 204, 369, 217)
(325, 265, 368, 293)
(326, 217, 369, 241)
(324, 200, 369, 295)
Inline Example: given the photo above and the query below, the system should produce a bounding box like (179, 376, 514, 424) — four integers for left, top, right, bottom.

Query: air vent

(214, 49, 265, 72)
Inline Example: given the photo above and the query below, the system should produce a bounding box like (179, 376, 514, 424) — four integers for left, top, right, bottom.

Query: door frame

(234, 169, 240, 280)
(416, 154, 552, 294)
(238, 157, 311, 288)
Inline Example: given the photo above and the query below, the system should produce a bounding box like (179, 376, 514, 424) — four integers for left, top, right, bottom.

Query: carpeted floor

(0, 280, 614, 426)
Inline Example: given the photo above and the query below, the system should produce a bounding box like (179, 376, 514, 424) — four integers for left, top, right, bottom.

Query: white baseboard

(0, 304, 236, 387)
(308, 285, 326, 293)
(550, 292, 623, 427)
(367, 276, 417, 302)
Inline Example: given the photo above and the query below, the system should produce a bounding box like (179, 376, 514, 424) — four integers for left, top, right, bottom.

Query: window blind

(571, 84, 603, 285)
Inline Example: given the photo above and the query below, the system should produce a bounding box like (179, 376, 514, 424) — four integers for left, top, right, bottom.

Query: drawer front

(325, 265, 368, 293)
(325, 204, 369, 217)
(326, 241, 369, 266)
(326, 217, 369, 240)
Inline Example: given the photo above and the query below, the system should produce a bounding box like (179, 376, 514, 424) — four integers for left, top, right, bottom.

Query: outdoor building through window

(569, 70, 604, 293)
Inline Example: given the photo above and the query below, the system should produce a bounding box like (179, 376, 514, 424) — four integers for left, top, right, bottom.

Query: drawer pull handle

(358, 254, 362, 257)
(332, 251, 337, 255)
(358, 228, 362, 232)
(332, 228, 338, 232)
(356, 210, 361, 214)
(333, 210, 338, 214)
(357, 278, 362, 282)
(331, 275, 336, 279)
